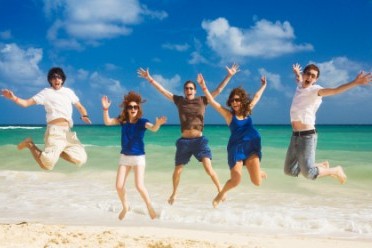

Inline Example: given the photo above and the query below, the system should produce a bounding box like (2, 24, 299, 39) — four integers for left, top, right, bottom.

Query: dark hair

(183, 80, 196, 89)
(118, 91, 146, 123)
(47, 67, 66, 86)
(303, 64, 320, 78)
(226, 87, 252, 116)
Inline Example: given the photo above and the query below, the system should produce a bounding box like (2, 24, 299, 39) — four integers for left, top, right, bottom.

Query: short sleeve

(173, 95, 182, 105)
(201, 96, 208, 105)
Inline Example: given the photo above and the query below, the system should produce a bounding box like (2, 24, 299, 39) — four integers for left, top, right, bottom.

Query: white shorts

(118, 154, 146, 167)
(40, 125, 87, 170)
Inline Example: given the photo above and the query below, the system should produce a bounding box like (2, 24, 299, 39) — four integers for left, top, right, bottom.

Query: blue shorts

(175, 136, 212, 166)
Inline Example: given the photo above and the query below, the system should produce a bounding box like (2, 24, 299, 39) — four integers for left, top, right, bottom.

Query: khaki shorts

(40, 125, 87, 170)
(118, 154, 146, 167)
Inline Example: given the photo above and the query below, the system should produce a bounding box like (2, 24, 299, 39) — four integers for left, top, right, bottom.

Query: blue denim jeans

(284, 133, 319, 179)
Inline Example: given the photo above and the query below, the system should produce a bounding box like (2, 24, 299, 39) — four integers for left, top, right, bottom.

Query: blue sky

(1, 0, 371, 125)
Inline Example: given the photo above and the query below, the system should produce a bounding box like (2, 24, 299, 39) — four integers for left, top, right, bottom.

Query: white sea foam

(1, 169, 371, 240)
(0, 126, 43, 130)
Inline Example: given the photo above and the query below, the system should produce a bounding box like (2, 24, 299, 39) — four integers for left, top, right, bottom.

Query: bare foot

(17, 138, 33, 150)
(168, 194, 175, 205)
(118, 204, 129, 220)
(317, 161, 329, 169)
(147, 205, 157, 220)
(261, 170, 268, 179)
(335, 166, 347, 184)
(212, 192, 226, 208)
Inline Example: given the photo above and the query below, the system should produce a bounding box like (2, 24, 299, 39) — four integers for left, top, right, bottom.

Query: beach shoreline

(1, 222, 371, 248)
(1, 125, 372, 246)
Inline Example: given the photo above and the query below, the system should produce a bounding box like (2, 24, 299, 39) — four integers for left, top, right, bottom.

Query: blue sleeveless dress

(227, 115, 261, 169)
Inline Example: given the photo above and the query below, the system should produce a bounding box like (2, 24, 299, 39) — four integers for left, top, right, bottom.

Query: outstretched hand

(81, 116, 92, 124)
(354, 71, 372, 86)
(137, 68, 151, 80)
(260, 75, 267, 86)
(155, 116, 167, 126)
(1, 89, 15, 100)
(101, 95, 111, 109)
(292, 63, 302, 75)
(196, 73, 206, 88)
(226, 63, 240, 76)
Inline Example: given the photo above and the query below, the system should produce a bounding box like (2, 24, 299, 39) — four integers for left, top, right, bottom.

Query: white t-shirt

(290, 83, 323, 126)
(32, 87, 79, 127)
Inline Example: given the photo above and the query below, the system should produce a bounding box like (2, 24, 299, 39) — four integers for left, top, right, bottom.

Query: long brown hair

(226, 87, 252, 116)
(118, 91, 146, 123)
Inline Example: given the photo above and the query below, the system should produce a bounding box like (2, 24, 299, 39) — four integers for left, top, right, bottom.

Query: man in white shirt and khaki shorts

(1, 67, 91, 170)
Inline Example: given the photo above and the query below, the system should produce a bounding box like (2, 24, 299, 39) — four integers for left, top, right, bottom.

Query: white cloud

(149, 73, 182, 94)
(0, 43, 44, 86)
(201, 17, 313, 61)
(162, 43, 190, 52)
(258, 68, 292, 98)
(312, 57, 361, 87)
(309, 57, 372, 102)
(104, 63, 120, 71)
(188, 51, 209, 65)
(89, 71, 126, 95)
(44, 0, 167, 48)
(258, 68, 282, 90)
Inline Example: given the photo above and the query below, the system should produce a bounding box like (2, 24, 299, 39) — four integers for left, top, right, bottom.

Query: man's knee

(39, 154, 57, 170)
(75, 152, 87, 166)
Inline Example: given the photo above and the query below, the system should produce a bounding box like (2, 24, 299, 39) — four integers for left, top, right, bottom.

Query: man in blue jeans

(284, 63, 372, 183)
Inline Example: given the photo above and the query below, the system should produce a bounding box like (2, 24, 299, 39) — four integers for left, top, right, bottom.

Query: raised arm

(292, 63, 303, 83)
(145, 116, 167, 132)
(101, 96, 120, 125)
(250, 76, 267, 110)
(197, 73, 232, 125)
(137, 68, 174, 101)
(210, 63, 240, 98)
(318, 71, 372, 97)
(1, 89, 36, 107)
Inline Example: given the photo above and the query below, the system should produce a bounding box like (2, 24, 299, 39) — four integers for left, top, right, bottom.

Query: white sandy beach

(1, 222, 371, 248)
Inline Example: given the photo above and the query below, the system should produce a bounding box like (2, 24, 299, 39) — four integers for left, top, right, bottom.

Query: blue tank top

(120, 118, 149, 155)
(228, 115, 260, 147)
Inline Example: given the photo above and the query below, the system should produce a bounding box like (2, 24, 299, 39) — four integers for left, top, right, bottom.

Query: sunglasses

(304, 71, 317, 79)
(184, 87, 195, 90)
(127, 105, 139, 110)
(230, 98, 241, 103)
(50, 74, 62, 79)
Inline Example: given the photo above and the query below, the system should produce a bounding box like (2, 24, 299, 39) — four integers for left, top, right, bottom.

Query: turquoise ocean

(1, 124, 372, 240)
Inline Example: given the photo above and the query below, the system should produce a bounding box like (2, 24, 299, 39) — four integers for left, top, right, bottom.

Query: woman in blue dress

(102, 91, 167, 220)
(197, 73, 267, 208)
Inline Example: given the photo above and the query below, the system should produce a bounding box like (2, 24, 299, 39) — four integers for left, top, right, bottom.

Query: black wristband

(81, 115, 89, 119)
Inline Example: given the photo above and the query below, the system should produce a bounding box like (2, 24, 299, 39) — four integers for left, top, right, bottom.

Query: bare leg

(246, 155, 266, 186)
(201, 157, 222, 193)
(318, 165, 347, 184)
(17, 138, 51, 170)
(133, 166, 157, 219)
(116, 165, 131, 220)
(213, 162, 243, 208)
(168, 165, 183, 205)
(316, 161, 329, 169)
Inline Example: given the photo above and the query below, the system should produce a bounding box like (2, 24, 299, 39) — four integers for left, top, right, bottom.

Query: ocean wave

(0, 126, 43, 130)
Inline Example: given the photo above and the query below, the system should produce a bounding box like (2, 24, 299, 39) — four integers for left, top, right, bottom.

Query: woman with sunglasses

(1, 67, 91, 170)
(196, 73, 267, 208)
(101, 91, 167, 220)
